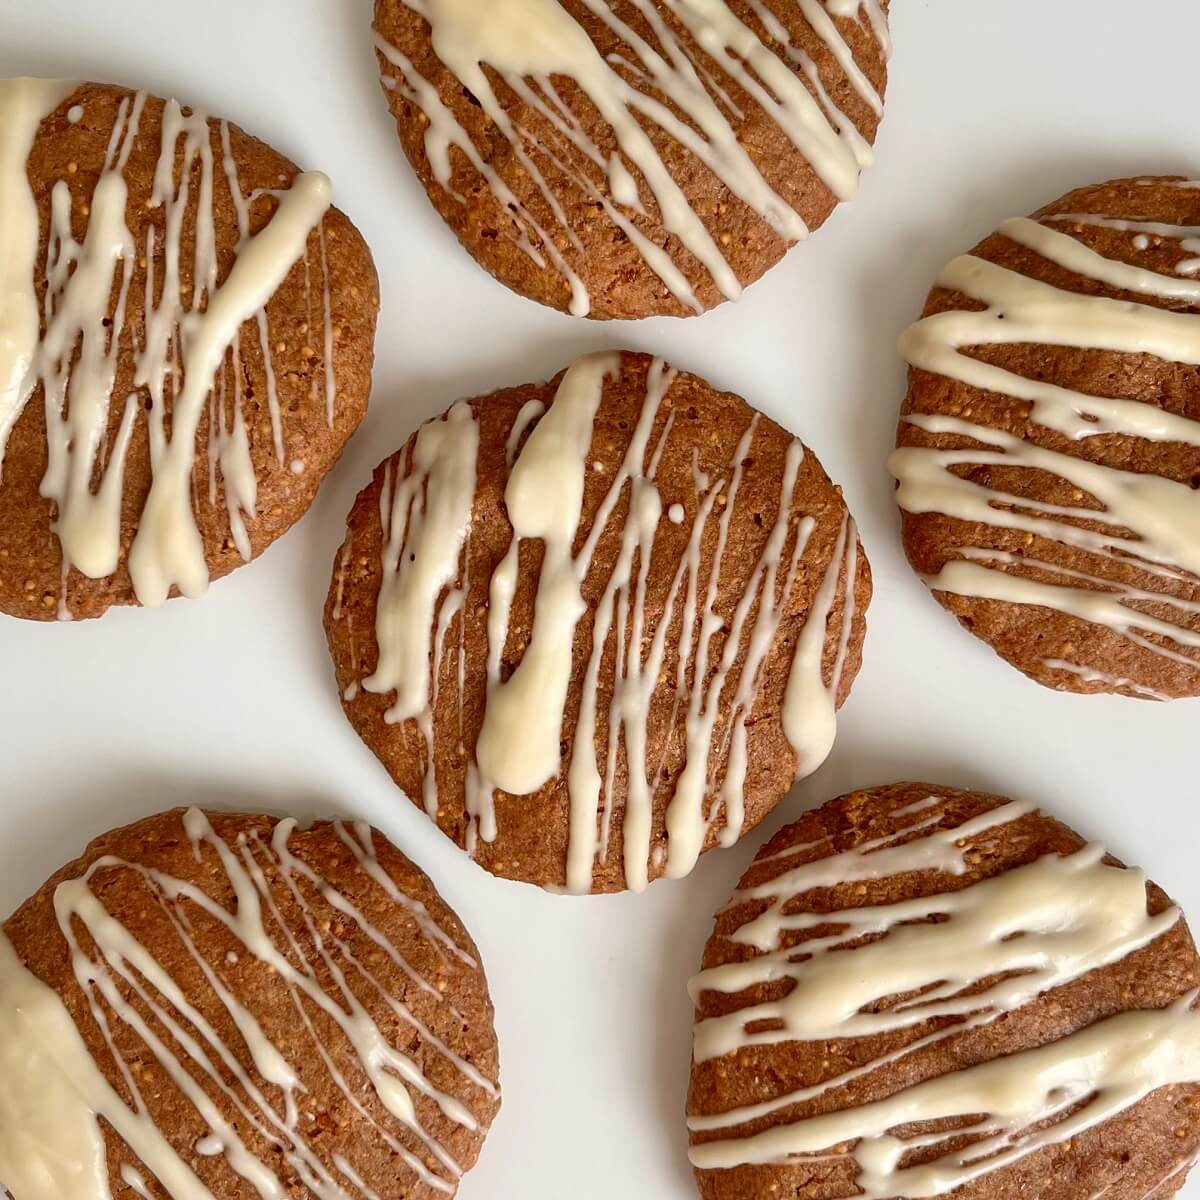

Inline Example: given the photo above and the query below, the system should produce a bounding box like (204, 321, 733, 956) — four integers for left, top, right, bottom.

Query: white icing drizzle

(892, 205, 1200, 692)
(686, 798, 1200, 1197)
(38, 89, 145, 583)
(0, 80, 340, 612)
(365, 401, 478, 818)
(127, 166, 330, 605)
(0, 809, 496, 1200)
(826, 0, 892, 59)
(375, 0, 887, 315)
(475, 353, 622, 797)
(693, 842, 1176, 1060)
(782, 511, 858, 775)
(0, 931, 130, 1200)
(0, 79, 75, 471)
(1041, 657, 1171, 702)
(353, 354, 860, 890)
(504, 398, 545, 468)
(1049, 212, 1200, 277)
(692, 999, 1200, 1193)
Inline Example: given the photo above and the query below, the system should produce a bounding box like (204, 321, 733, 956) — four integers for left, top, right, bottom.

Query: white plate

(1, 1, 1197, 1197)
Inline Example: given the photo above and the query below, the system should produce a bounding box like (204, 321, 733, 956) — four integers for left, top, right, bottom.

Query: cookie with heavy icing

(892, 176, 1200, 700)
(372, 0, 890, 319)
(326, 351, 871, 893)
(688, 781, 1200, 1200)
(0, 806, 500, 1200)
(0, 78, 379, 621)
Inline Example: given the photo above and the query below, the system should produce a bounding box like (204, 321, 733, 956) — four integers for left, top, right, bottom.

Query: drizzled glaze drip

(0, 80, 75, 469)
(375, 0, 889, 316)
(352, 353, 863, 891)
(687, 795, 1200, 1196)
(0, 810, 498, 1200)
(892, 196, 1200, 697)
(0, 79, 340, 613)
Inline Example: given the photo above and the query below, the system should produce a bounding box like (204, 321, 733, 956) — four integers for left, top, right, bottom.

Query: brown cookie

(688, 781, 1200, 1200)
(0, 807, 500, 1200)
(372, 0, 890, 319)
(0, 79, 379, 621)
(325, 351, 871, 893)
(892, 176, 1200, 700)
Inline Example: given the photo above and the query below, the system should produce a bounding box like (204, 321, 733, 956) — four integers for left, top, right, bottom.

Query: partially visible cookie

(0, 78, 379, 621)
(0, 807, 500, 1200)
(688, 781, 1200, 1200)
(373, 0, 890, 318)
(326, 351, 871, 893)
(892, 176, 1200, 699)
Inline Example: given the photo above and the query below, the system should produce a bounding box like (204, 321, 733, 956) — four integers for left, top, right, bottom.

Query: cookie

(0, 78, 379, 621)
(0, 806, 500, 1200)
(326, 351, 871, 893)
(891, 176, 1200, 699)
(372, 0, 890, 319)
(687, 781, 1200, 1200)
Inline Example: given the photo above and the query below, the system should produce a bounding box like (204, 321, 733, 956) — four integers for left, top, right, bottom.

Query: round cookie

(372, 0, 890, 319)
(687, 781, 1200, 1200)
(326, 351, 871, 894)
(891, 176, 1200, 700)
(0, 806, 500, 1200)
(0, 78, 379, 621)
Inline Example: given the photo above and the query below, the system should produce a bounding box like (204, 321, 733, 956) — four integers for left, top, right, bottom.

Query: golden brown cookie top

(0, 807, 500, 1200)
(892, 176, 1200, 700)
(688, 781, 1200, 1200)
(0, 78, 378, 621)
(373, 0, 890, 318)
(326, 351, 871, 893)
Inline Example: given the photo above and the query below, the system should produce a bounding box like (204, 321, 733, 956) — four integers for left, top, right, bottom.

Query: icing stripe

(782, 510, 857, 774)
(692, 842, 1178, 1061)
(691, 999, 1200, 1195)
(127, 170, 331, 605)
(364, 400, 479, 824)
(474, 353, 622, 797)
(0, 79, 75, 470)
(0, 930, 216, 1200)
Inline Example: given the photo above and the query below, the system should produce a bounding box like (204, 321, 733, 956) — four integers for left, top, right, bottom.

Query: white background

(2, 1, 1198, 1197)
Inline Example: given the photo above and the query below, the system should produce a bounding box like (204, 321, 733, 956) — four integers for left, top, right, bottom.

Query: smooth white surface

(1, 1, 1198, 1196)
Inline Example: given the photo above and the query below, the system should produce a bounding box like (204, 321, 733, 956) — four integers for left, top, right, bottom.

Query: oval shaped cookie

(373, 0, 890, 319)
(0, 806, 500, 1200)
(688, 781, 1200, 1200)
(326, 351, 871, 893)
(891, 176, 1200, 700)
(0, 78, 378, 621)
